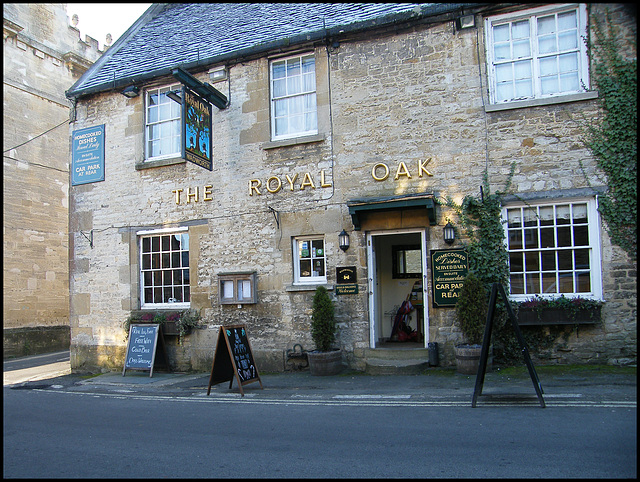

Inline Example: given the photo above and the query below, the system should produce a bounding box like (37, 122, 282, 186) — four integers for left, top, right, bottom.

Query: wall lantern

(338, 229, 350, 252)
(443, 222, 456, 245)
(121, 85, 140, 98)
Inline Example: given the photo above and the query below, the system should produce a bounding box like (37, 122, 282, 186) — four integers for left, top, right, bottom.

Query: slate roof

(66, 3, 479, 99)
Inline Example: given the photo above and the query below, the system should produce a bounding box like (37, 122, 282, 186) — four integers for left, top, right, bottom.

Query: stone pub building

(65, 3, 636, 373)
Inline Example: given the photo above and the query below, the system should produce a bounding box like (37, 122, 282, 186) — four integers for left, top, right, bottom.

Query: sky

(65, 3, 152, 49)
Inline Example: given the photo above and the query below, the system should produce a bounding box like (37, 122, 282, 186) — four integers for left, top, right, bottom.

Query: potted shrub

(306, 286, 342, 376)
(454, 272, 491, 375)
(515, 295, 603, 325)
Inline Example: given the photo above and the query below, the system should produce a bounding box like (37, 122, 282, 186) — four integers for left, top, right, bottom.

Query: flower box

(517, 306, 602, 325)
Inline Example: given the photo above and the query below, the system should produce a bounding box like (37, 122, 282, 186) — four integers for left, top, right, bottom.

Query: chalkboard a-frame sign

(122, 324, 169, 377)
(207, 324, 263, 396)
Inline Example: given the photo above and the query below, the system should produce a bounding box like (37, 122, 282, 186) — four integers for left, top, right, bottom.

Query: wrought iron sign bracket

(171, 67, 229, 109)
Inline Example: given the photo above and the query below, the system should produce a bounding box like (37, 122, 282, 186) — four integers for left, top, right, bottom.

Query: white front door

(367, 229, 429, 348)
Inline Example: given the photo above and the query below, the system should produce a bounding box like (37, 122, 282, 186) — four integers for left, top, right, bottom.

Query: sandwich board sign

(122, 324, 169, 377)
(207, 324, 263, 396)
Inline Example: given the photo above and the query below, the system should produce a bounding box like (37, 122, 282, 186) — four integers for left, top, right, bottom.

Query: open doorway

(367, 229, 429, 348)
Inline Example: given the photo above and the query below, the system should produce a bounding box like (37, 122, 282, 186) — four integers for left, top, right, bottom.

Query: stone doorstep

(364, 358, 429, 375)
(363, 346, 431, 374)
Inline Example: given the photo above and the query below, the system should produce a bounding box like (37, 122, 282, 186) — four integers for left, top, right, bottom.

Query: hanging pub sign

(430, 249, 469, 307)
(71, 124, 105, 185)
(181, 86, 213, 171)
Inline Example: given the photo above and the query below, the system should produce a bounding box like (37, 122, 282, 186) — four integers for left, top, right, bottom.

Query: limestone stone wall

(3, 4, 105, 357)
(68, 4, 636, 372)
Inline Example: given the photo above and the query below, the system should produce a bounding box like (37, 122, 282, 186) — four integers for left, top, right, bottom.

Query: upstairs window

(145, 84, 182, 161)
(485, 4, 589, 105)
(270, 53, 318, 141)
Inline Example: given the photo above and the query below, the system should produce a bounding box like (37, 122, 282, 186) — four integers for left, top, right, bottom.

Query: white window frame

(292, 236, 327, 285)
(138, 227, 190, 309)
(502, 198, 603, 301)
(485, 4, 590, 106)
(144, 83, 182, 161)
(270, 52, 318, 141)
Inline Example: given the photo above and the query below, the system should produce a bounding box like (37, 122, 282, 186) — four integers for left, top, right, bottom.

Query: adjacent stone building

(65, 3, 636, 374)
(3, 4, 107, 357)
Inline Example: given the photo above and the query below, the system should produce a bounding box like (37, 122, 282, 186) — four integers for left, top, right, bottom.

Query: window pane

(272, 60, 285, 78)
(575, 272, 591, 292)
(540, 227, 555, 248)
(494, 44, 511, 61)
(496, 64, 512, 83)
(494, 24, 510, 43)
(509, 252, 523, 271)
(526, 273, 540, 294)
(273, 79, 286, 98)
(557, 250, 572, 270)
(512, 20, 530, 39)
(537, 15, 556, 35)
(507, 209, 522, 228)
(540, 57, 557, 76)
(557, 226, 571, 247)
(573, 225, 589, 246)
(542, 272, 556, 293)
(559, 273, 573, 293)
(512, 39, 530, 59)
(541, 251, 556, 271)
(508, 230, 523, 249)
(525, 251, 539, 271)
(510, 273, 525, 294)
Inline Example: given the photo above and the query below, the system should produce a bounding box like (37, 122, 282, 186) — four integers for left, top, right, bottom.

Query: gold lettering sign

(248, 170, 332, 196)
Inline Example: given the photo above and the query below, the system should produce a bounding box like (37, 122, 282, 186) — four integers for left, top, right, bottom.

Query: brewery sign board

(181, 86, 213, 171)
(430, 249, 469, 307)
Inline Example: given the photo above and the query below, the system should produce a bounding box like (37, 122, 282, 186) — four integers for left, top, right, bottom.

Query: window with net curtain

(270, 53, 318, 140)
(486, 4, 588, 105)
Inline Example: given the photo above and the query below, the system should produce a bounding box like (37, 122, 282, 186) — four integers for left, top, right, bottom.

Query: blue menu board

(72, 124, 105, 185)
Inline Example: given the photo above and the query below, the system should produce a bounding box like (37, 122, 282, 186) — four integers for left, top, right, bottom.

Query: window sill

(485, 91, 598, 113)
(135, 157, 186, 170)
(285, 283, 334, 292)
(262, 133, 325, 150)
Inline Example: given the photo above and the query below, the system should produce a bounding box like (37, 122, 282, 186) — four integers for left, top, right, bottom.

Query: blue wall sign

(72, 124, 105, 185)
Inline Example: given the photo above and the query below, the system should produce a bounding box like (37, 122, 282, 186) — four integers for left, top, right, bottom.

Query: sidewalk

(5, 352, 636, 406)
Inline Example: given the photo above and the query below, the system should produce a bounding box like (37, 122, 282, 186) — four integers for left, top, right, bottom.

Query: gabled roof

(65, 3, 480, 100)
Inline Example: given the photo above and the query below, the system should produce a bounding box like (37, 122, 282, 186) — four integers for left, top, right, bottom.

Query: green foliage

(515, 295, 604, 322)
(123, 309, 201, 344)
(442, 169, 511, 289)
(441, 168, 516, 361)
(582, 9, 637, 260)
(455, 272, 488, 345)
(311, 286, 336, 352)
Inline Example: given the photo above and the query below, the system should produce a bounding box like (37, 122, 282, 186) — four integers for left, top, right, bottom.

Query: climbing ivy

(442, 168, 511, 289)
(582, 9, 637, 261)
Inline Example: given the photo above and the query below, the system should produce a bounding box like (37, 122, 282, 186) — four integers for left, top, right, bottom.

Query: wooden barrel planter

(454, 344, 492, 375)
(307, 350, 343, 376)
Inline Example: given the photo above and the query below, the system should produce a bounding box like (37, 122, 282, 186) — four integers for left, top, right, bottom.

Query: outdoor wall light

(121, 85, 140, 98)
(455, 14, 475, 30)
(338, 229, 350, 252)
(443, 222, 456, 245)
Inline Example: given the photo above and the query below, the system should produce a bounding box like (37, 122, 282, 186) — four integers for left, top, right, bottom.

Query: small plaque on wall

(336, 266, 357, 284)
